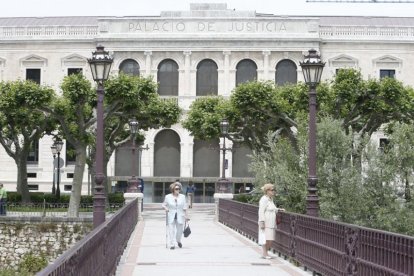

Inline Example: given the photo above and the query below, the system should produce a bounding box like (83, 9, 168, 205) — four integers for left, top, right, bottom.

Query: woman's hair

(261, 183, 274, 194)
(169, 182, 182, 192)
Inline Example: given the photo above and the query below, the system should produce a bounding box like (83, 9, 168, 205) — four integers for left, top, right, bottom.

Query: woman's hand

(259, 221, 265, 230)
(278, 208, 285, 212)
(164, 208, 169, 213)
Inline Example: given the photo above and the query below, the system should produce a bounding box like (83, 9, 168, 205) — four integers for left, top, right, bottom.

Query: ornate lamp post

(220, 119, 230, 179)
(127, 118, 139, 193)
(88, 45, 113, 228)
(54, 139, 64, 200)
(217, 119, 233, 193)
(299, 49, 325, 217)
(50, 144, 57, 195)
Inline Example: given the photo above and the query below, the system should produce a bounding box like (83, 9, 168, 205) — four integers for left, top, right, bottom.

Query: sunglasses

(174, 187, 181, 190)
(268, 189, 275, 191)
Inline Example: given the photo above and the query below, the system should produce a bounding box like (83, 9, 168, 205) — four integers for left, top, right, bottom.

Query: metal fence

(36, 198, 138, 276)
(218, 198, 414, 276)
(4, 202, 124, 217)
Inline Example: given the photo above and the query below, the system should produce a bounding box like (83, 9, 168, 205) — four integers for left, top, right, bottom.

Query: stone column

(124, 192, 144, 221)
(144, 51, 152, 77)
(183, 50, 192, 95)
(213, 193, 233, 221)
(262, 50, 271, 80)
(223, 51, 231, 95)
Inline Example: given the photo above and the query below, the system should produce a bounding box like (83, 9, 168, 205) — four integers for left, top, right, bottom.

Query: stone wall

(0, 216, 92, 270)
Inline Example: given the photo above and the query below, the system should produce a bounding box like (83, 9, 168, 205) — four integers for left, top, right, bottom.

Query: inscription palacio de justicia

(127, 20, 289, 33)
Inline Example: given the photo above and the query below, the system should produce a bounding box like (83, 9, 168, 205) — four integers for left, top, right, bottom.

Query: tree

(328, 69, 414, 167)
(250, 116, 414, 235)
(382, 122, 414, 202)
(0, 80, 56, 202)
(44, 73, 180, 217)
(183, 81, 309, 151)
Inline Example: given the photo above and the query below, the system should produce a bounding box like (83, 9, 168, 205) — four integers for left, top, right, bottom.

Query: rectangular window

(27, 173, 37, 178)
(64, 185, 72, 191)
(26, 68, 41, 84)
(379, 69, 395, 79)
(66, 173, 74, 178)
(68, 68, 83, 75)
(28, 184, 39, 191)
(27, 140, 39, 163)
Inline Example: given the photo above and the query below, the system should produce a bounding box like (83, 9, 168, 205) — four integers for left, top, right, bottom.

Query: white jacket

(162, 193, 187, 224)
(258, 195, 277, 229)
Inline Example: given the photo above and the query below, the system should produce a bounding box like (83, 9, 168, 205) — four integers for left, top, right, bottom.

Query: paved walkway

(116, 204, 310, 276)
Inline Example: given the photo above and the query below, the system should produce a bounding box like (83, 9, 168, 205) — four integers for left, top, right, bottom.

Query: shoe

(261, 256, 272, 259)
(170, 246, 175, 250)
(178, 242, 182, 248)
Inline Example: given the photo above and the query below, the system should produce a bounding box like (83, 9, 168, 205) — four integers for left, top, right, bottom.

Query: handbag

(183, 221, 191, 238)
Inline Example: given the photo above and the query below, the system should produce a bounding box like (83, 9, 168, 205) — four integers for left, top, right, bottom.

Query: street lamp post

(217, 119, 233, 193)
(299, 49, 325, 217)
(50, 144, 57, 195)
(127, 118, 139, 193)
(54, 139, 64, 200)
(88, 45, 113, 228)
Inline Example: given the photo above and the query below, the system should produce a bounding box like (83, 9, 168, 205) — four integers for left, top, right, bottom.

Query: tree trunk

(67, 145, 87, 217)
(16, 156, 30, 203)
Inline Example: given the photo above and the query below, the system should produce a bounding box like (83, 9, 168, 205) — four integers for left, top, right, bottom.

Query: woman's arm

(162, 195, 169, 211)
(258, 196, 267, 225)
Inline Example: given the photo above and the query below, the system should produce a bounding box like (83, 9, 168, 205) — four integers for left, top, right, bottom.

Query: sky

(1, 0, 413, 18)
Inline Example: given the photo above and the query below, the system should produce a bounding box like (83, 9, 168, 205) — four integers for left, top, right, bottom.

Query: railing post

(124, 192, 143, 221)
(213, 193, 233, 221)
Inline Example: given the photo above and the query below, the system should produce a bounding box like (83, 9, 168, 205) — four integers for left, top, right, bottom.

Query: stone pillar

(183, 50, 191, 95)
(213, 193, 233, 221)
(223, 51, 231, 95)
(262, 50, 271, 80)
(144, 51, 152, 76)
(124, 192, 144, 221)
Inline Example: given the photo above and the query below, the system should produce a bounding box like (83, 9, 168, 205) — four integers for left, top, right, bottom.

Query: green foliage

(108, 192, 126, 204)
(17, 252, 48, 274)
(28, 193, 45, 203)
(7, 192, 22, 203)
(0, 80, 57, 201)
(182, 96, 231, 140)
(233, 194, 250, 203)
(250, 116, 414, 235)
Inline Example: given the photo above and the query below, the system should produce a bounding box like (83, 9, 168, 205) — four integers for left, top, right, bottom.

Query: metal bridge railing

(218, 198, 414, 276)
(36, 198, 138, 276)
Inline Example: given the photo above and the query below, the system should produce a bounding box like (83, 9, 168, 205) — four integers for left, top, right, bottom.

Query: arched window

(119, 59, 140, 76)
(193, 139, 220, 177)
(236, 59, 257, 86)
(157, 59, 179, 96)
(196, 59, 218, 96)
(275, 59, 297, 85)
(154, 129, 180, 177)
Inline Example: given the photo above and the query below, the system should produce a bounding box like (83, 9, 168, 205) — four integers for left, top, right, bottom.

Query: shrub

(29, 193, 45, 203)
(108, 193, 125, 204)
(7, 192, 22, 203)
(80, 195, 93, 204)
(17, 252, 48, 274)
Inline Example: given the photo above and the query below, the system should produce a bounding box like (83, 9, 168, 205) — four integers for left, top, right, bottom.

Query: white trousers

(168, 219, 184, 247)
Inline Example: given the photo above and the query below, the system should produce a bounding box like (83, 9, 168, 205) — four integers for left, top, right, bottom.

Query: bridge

(37, 196, 414, 276)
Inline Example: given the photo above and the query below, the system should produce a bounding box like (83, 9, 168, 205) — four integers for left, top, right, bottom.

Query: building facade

(0, 3, 413, 202)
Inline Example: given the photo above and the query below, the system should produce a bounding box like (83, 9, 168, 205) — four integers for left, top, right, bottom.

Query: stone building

(0, 3, 413, 202)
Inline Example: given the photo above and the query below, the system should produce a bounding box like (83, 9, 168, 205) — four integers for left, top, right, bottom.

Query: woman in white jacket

(162, 182, 189, 249)
(258, 183, 283, 259)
